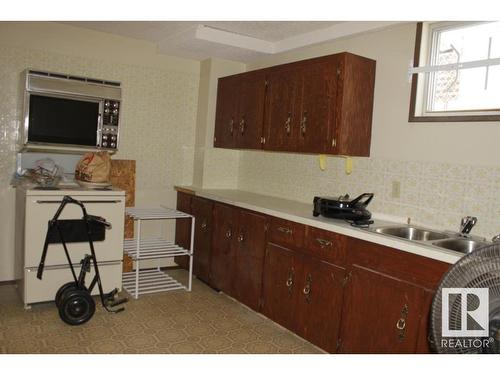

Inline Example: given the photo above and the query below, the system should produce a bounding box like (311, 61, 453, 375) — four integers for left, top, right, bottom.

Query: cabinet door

(234, 210, 268, 311)
(235, 72, 266, 149)
(214, 76, 239, 148)
(210, 203, 238, 296)
(295, 258, 346, 353)
(339, 265, 427, 353)
(263, 67, 302, 151)
(174, 192, 192, 270)
(296, 59, 338, 153)
(191, 197, 213, 284)
(261, 243, 299, 332)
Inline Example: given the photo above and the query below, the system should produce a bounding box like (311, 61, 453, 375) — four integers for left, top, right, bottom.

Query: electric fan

(430, 242, 500, 354)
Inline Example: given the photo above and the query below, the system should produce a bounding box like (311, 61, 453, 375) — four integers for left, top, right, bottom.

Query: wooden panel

(261, 243, 299, 332)
(268, 216, 305, 251)
(234, 210, 268, 311)
(297, 59, 338, 153)
(210, 203, 239, 295)
(347, 237, 450, 289)
(304, 226, 345, 266)
(191, 196, 213, 283)
(295, 258, 346, 353)
(214, 76, 239, 148)
(236, 71, 267, 149)
(415, 290, 436, 353)
(174, 191, 192, 270)
(335, 53, 376, 156)
(339, 265, 427, 353)
(263, 66, 301, 152)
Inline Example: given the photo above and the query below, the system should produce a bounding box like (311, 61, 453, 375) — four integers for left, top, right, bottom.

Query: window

(409, 21, 500, 122)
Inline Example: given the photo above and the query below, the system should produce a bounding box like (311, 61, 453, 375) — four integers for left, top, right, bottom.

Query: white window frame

(409, 21, 500, 122)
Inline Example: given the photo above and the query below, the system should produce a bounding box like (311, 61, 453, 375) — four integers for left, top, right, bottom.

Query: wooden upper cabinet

(214, 52, 376, 156)
(236, 71, 267, 149)
(214, 76, 239, 148)
(264, 66, 302, 152)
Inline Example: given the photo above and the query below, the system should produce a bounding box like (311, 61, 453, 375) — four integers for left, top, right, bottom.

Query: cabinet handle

(286, 268, 294, 296)
(229, 118, 234, 135)
(300, 112, 307, 135)
(316, 238, 332, 249)
(397, 304, 409, 341)
(277, 226, 293, 235)
(284, 113, 291, 135)
(239, 117, 246, 134)
(36, 200, 121, 204)
(225, 229, 232, 239)
(303, 273, 312, 303)
(237, 233, 244, 243)
(201, 221, 207, 230)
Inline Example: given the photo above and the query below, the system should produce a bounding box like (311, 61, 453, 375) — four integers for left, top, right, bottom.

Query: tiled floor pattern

(0, 270, 323, 354)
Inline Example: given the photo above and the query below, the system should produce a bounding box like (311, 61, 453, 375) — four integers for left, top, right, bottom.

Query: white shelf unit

(122, 206, 194, 299)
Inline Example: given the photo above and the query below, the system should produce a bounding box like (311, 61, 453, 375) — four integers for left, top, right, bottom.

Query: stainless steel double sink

(368, 225, 491, 254)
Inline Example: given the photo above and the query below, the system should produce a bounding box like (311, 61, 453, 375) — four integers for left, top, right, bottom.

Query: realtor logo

(442, 288, 489, 337)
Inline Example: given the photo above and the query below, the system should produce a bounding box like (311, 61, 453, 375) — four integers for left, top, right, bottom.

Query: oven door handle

(35, 200, 122, 204)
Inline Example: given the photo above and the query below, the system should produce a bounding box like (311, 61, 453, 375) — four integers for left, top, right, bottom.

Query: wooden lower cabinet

(234, 210, 268, 311)
(338, 265, 429, 353)
(210, 203, 238, 296)
(261, 242, 345, 353)
(191, 197, 213, 283)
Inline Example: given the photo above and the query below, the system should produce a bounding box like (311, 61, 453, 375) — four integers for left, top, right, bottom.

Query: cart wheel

(58, 289, 95, 325)
(55, 282, 78, 308)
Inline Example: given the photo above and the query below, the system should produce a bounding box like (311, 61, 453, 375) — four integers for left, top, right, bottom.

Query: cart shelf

(123, 205, 194, 299)
(124, 238, 190, 260)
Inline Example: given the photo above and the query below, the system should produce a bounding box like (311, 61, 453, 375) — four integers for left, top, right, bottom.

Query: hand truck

(37, 195, 127, 325)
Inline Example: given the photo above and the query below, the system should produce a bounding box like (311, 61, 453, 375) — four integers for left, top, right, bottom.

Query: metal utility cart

(122, 206, 194, 299)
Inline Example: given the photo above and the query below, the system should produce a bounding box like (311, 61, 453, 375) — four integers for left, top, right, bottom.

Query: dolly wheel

(55, 282, 78, 308)
(58, 289, 95, 325)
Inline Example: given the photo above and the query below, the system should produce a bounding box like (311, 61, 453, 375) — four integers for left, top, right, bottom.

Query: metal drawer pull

(201, 221, 207, 230)
(397, 304, 409, 341)
(237, 233, 244, 243)
(286, 268, 294, 295)
(36, 200, 121, 204)
(316, 238, 332, 248)
(300, 112, 307, 135)
(225, 229, 232, 239)
(303, 273, 312, 303)
(286, 278, 293, 287)
(277, 226, 293, 235)
(284, 113, 291, 134)
(239, 118, 246, 134)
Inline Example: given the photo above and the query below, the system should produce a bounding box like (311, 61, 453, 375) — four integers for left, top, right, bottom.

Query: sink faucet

(492, 234, 500, 242)
(460, 216, 478, 236)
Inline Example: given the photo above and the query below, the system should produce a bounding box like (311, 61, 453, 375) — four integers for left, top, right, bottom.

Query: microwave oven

(21, 69, 122, 152)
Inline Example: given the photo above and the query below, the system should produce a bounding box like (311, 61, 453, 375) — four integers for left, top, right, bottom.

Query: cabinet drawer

(23, 262, 122, 304)
(304, 226, 345, 265)
(268, 217, 305, 249)
(24, 196, 125, 267)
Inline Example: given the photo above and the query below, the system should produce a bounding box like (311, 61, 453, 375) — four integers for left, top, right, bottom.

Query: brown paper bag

(75, 152, 111, 183)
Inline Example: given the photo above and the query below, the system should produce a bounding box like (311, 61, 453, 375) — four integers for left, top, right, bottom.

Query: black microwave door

(28, 94, 99, 147)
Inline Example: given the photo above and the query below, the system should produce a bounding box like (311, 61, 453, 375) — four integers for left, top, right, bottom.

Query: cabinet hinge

(214, 136, 217, 143)
(265, 79, 268, 87)
(336, 67, 341, 76)
(264, 223, 270, 232)
(260, 137, 266, 145)
(336, 338, 342, 352)
(331, 138, 337, 148)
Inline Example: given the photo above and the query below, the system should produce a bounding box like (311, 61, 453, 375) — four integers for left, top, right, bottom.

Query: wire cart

(122, 206, 194, 299)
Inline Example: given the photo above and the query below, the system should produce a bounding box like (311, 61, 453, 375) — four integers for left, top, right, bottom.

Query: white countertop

(177, 186, 463, 264)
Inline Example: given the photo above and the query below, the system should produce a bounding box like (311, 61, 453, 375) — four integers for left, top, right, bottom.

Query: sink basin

(432, 238, 491, 254)
(374, 226, 451, 241)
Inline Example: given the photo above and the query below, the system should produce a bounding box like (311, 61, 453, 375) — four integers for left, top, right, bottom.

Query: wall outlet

(391, 180, 401, 199)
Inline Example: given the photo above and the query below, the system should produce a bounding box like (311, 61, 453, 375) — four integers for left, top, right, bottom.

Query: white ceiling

(64, 21, 399, 62)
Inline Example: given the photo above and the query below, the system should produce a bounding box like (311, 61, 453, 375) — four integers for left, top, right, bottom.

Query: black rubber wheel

(55, 282, 78, 308)
(58, 289, 95, 326)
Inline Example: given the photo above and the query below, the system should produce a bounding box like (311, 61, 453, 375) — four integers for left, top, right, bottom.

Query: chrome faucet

(492, 234, 500, 242)
(460, 216, 478, 236)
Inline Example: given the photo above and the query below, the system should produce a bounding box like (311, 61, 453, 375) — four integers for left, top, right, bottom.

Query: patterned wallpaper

(238, 151, 500, 240)
(0, 44, 199, 280)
